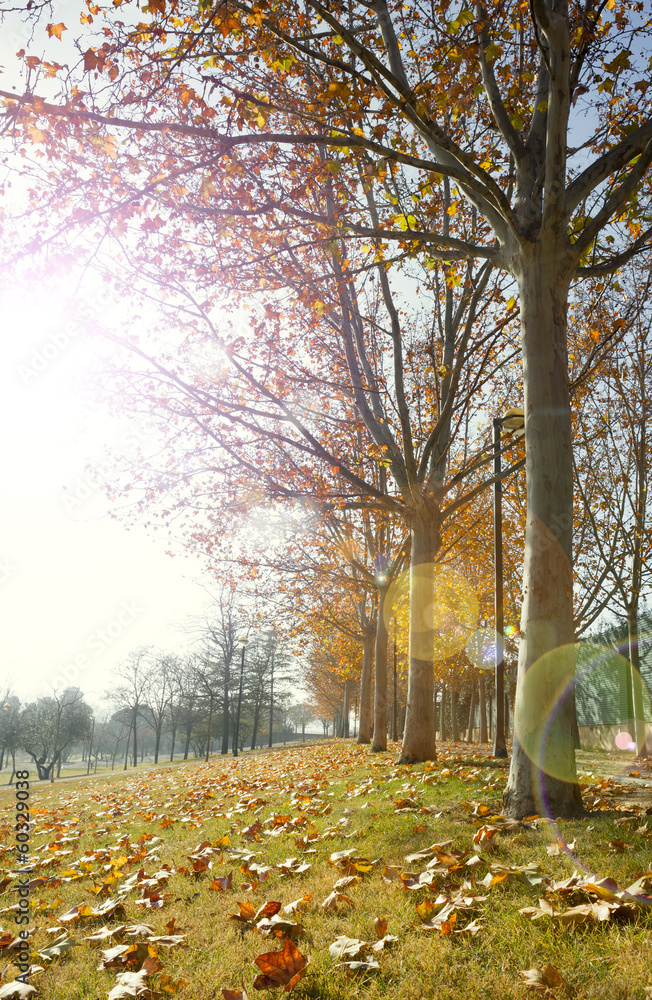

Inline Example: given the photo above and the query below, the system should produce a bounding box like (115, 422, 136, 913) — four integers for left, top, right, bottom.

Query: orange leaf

(46, 23, 67, 39)
(253, 937, 309, 992)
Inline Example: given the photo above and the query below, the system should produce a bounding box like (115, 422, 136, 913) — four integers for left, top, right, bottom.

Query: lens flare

(615, 731, 635, 751)
(466, 628, 502, 670)
(385, 564, 478, 662)
(515, 642, 652, 785)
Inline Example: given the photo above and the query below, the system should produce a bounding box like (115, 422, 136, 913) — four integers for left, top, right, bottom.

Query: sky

(0, 272, 218, 714)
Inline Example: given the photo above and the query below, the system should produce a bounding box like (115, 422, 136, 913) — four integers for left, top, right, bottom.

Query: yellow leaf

(506, 296, 516, 309)
(26, 125, 48, 144)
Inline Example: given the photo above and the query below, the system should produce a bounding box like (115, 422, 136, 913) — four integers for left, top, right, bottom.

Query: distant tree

(110, 648, 153, 770)
(21, 688, 91, 781)
(286, 703, 316, 742)
(0, 691, 21, 782)
(139, 653, 174, 765)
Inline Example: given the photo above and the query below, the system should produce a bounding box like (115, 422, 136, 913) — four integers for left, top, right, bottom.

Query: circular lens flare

(466, 628, 502, 670)
(385, 564, 478, 662)
(615, 730, 633, 750)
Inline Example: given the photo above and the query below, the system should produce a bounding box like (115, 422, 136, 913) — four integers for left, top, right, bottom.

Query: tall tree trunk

(358, 627, 374, 744)
(466, 676, 477, 742)
(342, 680, 350, 738)
(250, 698, 260, 750)
(154, 727, 161, 765)
(50, 711, 61, 784)
(504, 262, 583, 818)
(479, 673, 488, 743)
(221, 662, 230, 754)
(433, 684, 439, 740)
(450, 687, 460, 742)
(440, 683, 446, 742)
(169, 724, 177, 762)
(123, 721, 131, 771)
(132, 707, 138, 768)
(399, 509, 440, 762)
(373, 587, 389, 751)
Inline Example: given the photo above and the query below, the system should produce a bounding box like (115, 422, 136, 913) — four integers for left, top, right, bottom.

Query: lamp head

(501, 406, 525, 437)
(238, 636, 248, 647)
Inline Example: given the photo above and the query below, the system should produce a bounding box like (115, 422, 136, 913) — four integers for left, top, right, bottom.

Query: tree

(139, 653, 173, 765)
(287, 703, 317, 741)
(4, 0, 652, 814)
(189, 584, 250, 754)
(21, 688, 90, 780)
(110, 649, 153, 769)
(0, 692, 21, 783)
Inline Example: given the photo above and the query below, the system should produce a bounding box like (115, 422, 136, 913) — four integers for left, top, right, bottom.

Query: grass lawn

(3, 740, 652, 999)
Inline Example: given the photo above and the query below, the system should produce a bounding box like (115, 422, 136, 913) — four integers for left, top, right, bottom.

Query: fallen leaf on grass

(521, 964, 564, 992)
(328, 936, 367, 961)
(472, 826, 499, 851)
(282, 895, 312, 915)
(83, 925, 126, 945)
(404, 841, 454, 864)
(222, 990, 248, 1000)
(210, 872, 233, 891)
(253, 937, 308, 992)
(0, 984, 38, 999)
(36, 932, 75, 961)
(332, 875, 361, 890)
(256, 914, 302, 938)
(321, 891, 354, 913)
(107, 954, 164, 999)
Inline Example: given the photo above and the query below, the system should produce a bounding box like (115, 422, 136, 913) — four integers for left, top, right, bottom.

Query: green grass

(2, 740, 652, 999)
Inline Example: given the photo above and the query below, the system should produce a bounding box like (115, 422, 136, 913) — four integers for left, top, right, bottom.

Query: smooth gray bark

(372, 586, 389, 751)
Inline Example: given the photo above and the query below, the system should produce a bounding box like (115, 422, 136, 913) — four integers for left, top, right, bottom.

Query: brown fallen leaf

(374, 918, 387, 939)
(332, 875, 361, 890)
(222, 990, 249, 1000)
(228, 900, 257, 924)
(106, 954, 163, 999)
(328, 936, 368, 961)
(282, 895, 313, 916)
(0, 985, 38, 999)
(521, 964, 564, 992)
(321, 891, 354, 913)
(253, 937, 309, 992)
(83, 925, 127, 945)
(211, 872, 234, 891)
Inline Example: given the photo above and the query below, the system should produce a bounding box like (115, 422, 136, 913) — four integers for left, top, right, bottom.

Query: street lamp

(493, 406, 525, 759)
(268, 632, 276, 749)
(233, 637, 248, 758)
(86, 715, 95, 776)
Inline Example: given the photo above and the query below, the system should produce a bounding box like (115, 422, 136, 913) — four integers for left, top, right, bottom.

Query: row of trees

(2, 0, 652, 816)
(0, 600, 323, 781)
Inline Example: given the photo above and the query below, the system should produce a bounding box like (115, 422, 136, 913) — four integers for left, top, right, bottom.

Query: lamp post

(233, 636, 248, 758)
(493, 407, 525, 759)
(86, 715, 95, 776)
(268, 633, 276, 749)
